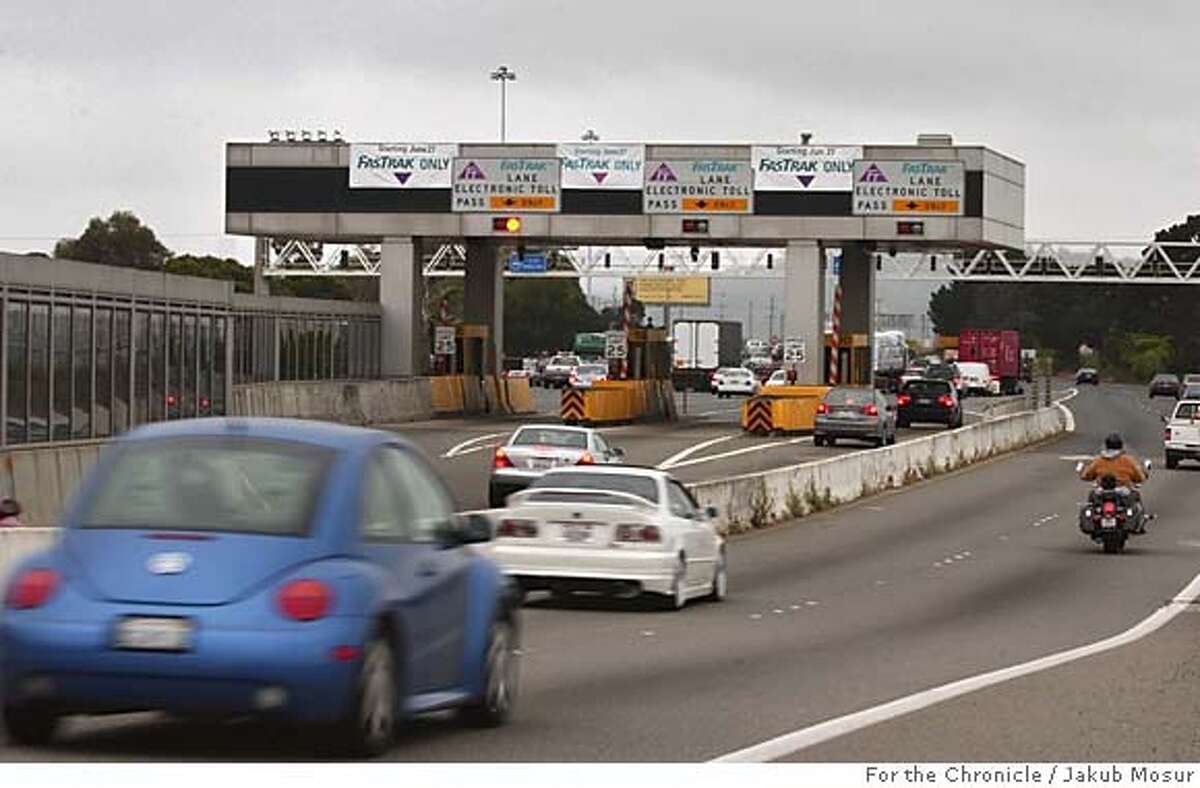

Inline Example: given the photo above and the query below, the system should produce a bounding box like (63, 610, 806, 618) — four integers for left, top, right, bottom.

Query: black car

(896, 379, 963, 429)
(1149, 373, 1182, 399)
(1075, 368, 1100, 385)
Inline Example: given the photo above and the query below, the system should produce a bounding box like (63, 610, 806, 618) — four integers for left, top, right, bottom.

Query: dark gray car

(814, 387, 897, 448)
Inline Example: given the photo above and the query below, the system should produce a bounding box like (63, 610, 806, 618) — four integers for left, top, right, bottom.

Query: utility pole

(747, 299, 754, 339)
(768, 296, 775, 340)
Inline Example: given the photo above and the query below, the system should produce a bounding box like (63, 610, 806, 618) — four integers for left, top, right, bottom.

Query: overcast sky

(1, 0, 1195, 264)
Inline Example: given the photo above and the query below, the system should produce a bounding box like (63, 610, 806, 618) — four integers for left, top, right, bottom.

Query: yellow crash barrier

(741, 385, 830, 435)
(430, 375, 465, 414)
(505, 378, 536, 414)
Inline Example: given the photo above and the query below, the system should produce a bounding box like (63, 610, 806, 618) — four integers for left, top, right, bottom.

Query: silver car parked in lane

(489, 424, 626, 507)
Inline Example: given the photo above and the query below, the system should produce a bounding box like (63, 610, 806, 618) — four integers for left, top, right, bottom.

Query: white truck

(1164, 399, 1200, 469)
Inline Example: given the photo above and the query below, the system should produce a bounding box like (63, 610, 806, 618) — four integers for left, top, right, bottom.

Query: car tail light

(615, 524, 661, 543)
(1165, 428, 1172, 441)
(166, 394, 177, 407)
(937, 395, 955, 407)
(896, 394, 912, 407)
(493, 448, 514, 469)
(277, 579, 332, 622)
(862, 404, 879, 416)
(5, 569, 59, 610)
(497, 519, 538, 538)
(577, 452, 595, 465)
(816, 403, 828, 414)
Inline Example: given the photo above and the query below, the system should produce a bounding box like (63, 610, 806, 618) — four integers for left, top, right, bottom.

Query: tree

(504, 279, 607, 354)
(164, 255, 254, 292)
(55, 211, 171, 270)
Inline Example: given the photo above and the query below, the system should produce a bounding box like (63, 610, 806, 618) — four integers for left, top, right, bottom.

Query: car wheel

(488, 489, 505, 509)
(2, 705, 59, 747)
(461, 618, 519, 728)
(657, 555, 688, 611)
(897, 418, 909, 429)
(1166, 453, 1179, 470)
(706, 548, 728, 602)
(340, 633, 399, 758)
(813, 435, 826, 447)
(827, 436, 837, 447)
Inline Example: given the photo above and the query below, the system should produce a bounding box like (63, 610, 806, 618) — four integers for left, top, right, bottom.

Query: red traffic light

(493, 216, 522, 233)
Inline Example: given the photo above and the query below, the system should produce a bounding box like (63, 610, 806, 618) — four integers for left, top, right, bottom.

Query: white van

(956, 362, 999, 397)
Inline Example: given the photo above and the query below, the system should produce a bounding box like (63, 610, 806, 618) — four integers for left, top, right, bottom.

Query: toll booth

(453, 323, 489, 376)
(824, 332, 872, 386)
(626, 328, 671, 380)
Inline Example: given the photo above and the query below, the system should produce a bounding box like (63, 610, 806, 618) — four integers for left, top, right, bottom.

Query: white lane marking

(1055, 387, 1078, 433)
(657, 435, 737, 470)
(1059, 455, 1094, 462)
(711, 567, 1200, 762)
(666, 437, 813, 471)
(453, 443, 502, 458)
(442, 432, 507, 458)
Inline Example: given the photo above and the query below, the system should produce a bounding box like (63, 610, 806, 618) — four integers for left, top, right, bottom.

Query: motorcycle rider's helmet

(1104, 433, 1124, 451)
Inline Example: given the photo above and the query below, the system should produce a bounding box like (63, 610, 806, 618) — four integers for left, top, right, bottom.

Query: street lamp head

(490, 65, 516, 81)
(581, 128, 600, 141)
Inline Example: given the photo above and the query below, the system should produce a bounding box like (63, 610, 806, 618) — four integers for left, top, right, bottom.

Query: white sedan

(715, 367, 759, 398)
(483, 466, 727, 610)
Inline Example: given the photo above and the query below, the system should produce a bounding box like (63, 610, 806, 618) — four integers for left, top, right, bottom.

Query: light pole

(581, 128, 599, 142)
(490, 65, 516, 142)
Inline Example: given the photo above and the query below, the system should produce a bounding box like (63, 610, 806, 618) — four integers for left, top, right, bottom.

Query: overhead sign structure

(349, 143, 458, 189)
(643, 160, 753, 214)
(633, 277, 711, 306)
(752, 145, 862, 192)
(852, 160, 965, 216)
(557, 143, 645, 189)
(452, 158, 561, 212)
(434, 326, 456, 355)
(605, 331, 628, 360)
(783, 337, 806, 364)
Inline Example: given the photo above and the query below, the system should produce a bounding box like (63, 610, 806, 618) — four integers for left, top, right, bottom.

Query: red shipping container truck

(958, 329, 1024, 395)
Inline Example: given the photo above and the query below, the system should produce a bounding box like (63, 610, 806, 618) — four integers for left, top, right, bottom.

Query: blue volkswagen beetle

(0, 418, 519, 757)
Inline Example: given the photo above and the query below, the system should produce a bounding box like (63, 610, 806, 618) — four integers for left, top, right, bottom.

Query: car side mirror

(1144, 459, 1153, 472)
(1160, 415, 1168, 424)
(455, 513, 494, 545)
(611, 447, 626, 460)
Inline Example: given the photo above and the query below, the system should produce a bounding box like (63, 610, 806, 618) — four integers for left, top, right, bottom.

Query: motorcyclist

(1079, 433, 1148, 531)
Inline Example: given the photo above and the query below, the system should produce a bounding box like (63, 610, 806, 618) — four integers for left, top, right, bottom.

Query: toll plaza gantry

(224, 136, 1024, 386)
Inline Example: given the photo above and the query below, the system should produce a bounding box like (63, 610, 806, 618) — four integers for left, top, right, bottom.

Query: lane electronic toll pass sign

(852, 160, 964, 216)
(644, 160, 753, 214)
(452, 158, 561, 212)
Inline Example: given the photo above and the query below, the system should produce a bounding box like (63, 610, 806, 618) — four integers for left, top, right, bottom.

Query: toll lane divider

(741, 385, 830, 435)
(559, 380, 677, 426)
(696, 405, 1067, 535)
(504, 378, 536, 415)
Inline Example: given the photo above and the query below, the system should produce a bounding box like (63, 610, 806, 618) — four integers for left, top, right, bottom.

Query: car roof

(115, 417, 399, 451)
(512, 423, 591, 434)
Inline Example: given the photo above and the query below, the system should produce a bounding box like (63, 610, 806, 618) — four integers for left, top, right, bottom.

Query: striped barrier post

(830, 279, 843, 385)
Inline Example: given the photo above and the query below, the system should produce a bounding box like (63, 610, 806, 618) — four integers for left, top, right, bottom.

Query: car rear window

(512, 428, 588, 449)
(825, 388, 875, 405)
(1154, 374, 1179, 383)
(903, 380, 952, 396)
(926, 364, 957, 379)
(75, 436, 336, 535)
(528, 471, 659, 503)
(1174, 403, 1199, 420)
(578, 365, 606, 375)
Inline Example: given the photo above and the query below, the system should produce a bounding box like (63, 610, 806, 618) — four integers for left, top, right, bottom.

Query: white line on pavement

(665, 436, 812, 471)
(710, 566, 1200, 763)
(657, 435, 737, 469)
(1055, 387, 1078, 432)
(442, 432, 506, 458)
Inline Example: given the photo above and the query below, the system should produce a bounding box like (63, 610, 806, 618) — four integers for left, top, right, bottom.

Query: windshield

(825, 388, 876, 406)
(75, 437, 335, 535)
(903, 380, 952, 396)
(512, 428, 589, 449)
(528, 471, 659, 503)
(550, 356, 580, 366)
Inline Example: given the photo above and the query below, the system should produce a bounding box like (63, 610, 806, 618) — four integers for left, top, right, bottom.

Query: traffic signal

(711, 251, 720, 270)
(604, 252, 611, 269)
(492, 216, 522, 233)
(658, 252, 665, 270)
(766, 253, 773, 270)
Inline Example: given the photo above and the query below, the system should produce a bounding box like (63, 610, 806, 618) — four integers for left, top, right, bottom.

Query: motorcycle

(1075, 459, 1154, 553)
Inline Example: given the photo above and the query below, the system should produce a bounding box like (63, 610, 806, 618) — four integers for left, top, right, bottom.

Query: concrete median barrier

(694, 405, 1066, 535)
(232, 379, 434, 426)
(0, 441, 106, 527)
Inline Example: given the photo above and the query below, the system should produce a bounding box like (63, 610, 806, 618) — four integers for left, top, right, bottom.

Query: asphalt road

(6, 382, 1196, 762)
(400, 386, 1024, 511)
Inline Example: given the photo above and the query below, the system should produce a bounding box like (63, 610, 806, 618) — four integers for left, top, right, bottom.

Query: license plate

(529, 458, 555, 470)
(113, 617, 193, 652)
(561, 524, 593, 543)
(1101, 517, 1117, 530)
(917, 399, 932, 405)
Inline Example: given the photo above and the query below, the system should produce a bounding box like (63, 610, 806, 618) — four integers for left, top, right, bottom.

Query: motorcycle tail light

(1102, 501, 1117, 515)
